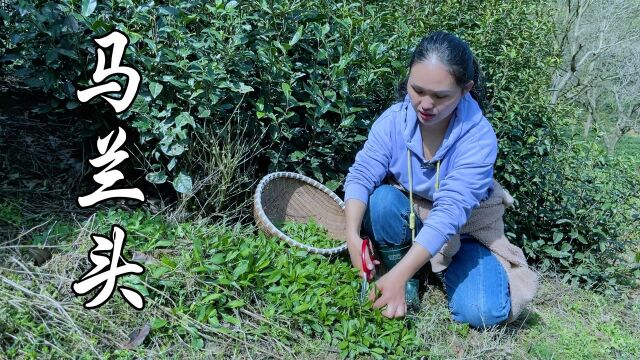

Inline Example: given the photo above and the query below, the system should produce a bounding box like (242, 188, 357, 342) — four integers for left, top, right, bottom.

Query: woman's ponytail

(470, 56, 490, 113)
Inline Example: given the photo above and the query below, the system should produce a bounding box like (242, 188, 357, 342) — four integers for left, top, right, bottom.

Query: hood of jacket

(401, 92, 485, 165)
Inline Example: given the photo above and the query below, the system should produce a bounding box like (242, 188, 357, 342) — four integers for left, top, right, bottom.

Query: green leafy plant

(278, 218, 342, 249)
(100, 209, 426, 359)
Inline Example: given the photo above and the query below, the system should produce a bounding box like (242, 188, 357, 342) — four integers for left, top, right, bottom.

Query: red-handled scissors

(359, 236, 376, 304)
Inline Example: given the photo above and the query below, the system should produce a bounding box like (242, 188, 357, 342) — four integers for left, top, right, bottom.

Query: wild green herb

(0, 209, 424, 359)
(3, 210, 639, 359)
(279, 218, 341, 249)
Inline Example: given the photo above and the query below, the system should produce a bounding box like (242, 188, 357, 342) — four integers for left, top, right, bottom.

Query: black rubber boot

(376, 242, 423, 313)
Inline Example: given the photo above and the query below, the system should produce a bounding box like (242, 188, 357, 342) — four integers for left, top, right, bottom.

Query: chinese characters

(76, 30, 141, 113)
(74, 29, 146, 310)
(71, 225, 146, 310)
(77, 127, 144, 207)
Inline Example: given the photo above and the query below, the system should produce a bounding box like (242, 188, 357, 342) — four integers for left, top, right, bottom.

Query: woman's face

(407, 59, 473, 128)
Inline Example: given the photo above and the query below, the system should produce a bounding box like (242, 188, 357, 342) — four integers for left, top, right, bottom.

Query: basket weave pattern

(253, 172, 348, 255)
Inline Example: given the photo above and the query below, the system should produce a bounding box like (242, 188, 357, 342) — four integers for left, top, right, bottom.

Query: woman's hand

(368, 269, 408, 318)
(346, 234, 380, 280)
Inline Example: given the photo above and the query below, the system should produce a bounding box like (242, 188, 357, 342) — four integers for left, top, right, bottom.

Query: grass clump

(413, 274, 640, 359)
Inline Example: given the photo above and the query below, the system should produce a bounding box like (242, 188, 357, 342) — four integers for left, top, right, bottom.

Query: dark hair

(397, 31, 490, 113)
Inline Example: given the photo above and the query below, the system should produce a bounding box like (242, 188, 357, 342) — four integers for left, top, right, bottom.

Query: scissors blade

(359, 275, 368, 304)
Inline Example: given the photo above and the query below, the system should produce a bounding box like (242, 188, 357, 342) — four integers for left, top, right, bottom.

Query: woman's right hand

(346, 234, 380, 280)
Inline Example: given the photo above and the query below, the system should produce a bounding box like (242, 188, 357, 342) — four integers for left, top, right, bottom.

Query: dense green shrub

(527, 139, 640, 292)
(0, 1, 94, 109)
(1, 0, 561, 190)
(1, 0, 638, 289)
(2, 0, 408, 191)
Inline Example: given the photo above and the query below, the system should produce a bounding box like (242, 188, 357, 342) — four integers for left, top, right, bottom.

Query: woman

(343, 31, 511, 328)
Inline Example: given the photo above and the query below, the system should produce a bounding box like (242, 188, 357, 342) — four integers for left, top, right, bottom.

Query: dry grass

(171, 96, 266, 225)
(411, 270, 640, 360)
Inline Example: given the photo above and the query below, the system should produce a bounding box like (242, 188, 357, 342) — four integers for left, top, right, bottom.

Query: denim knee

(450, 298, 510, 329)
(362, 185, 420, 247)
(445, 238, 511, 329)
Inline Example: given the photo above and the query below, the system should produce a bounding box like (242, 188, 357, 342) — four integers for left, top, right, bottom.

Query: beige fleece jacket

(392, 180, 539, 323)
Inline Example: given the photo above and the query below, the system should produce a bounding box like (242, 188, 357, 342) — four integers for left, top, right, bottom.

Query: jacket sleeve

(414, 126, 498, 256)
(343, 113, 393, 205)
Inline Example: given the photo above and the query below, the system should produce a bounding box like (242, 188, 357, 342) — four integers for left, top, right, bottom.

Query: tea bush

(1, 0, 638, 289)
(0, 0, 561, 190)
(527, 139, 640, 292)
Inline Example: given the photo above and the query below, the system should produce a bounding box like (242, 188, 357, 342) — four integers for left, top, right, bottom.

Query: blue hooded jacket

(343, 92, 498, 256)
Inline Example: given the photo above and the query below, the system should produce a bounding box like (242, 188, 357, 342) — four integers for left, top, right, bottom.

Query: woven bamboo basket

(253, 172, 348, 255)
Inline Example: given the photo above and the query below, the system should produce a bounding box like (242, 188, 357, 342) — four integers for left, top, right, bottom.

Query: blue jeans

(362, 185, 511, 328)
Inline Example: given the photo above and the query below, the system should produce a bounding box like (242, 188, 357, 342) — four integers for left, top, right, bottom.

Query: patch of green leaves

(278, 218, 341, 249)
(89, 209, 423, 359)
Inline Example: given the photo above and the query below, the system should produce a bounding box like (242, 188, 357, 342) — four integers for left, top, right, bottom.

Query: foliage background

(1, 0, 638, 305)
(1, 0, 639, 358)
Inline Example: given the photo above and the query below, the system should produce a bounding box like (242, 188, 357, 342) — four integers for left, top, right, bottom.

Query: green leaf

(325, 180, 340, 192)
(146, 171, 167, 184)
(202, 293, 224, 303)
(226, 299, 245, 308)
(153, 239, 173, 248)
(167, 157, 177, 171)
(160, 143, 185, 157)
(191, 336, 204, 350)
(233, 261, 249, 278)
(127, 32, 142, 44)
(290, 151, 305, 161)
(281, 82, 291, 98)
(81, 0, 97, 17)
(162, 76, 189, 89)
(225, 1, 238, 11)
(172, 173, 192, 193)
(151, 318, 168, 329)
(222, 313, 240, 325)
(321, 23, 330, 37)
(575, 233, 588, 245)
(293, 303, 311, 314)
(149, 82, 163, 98)
(209, 253, 225, 265)
(289, 25, 304, 47)
(197, 107, 211, 118)
(189, 89, 205, 100)
(340, 114, 356, 128)
(65, 101, 80, 110)
(175, 112, 195, 128)
(193, 236, 203, 261)
(237, 82, 254, 94)
(160, 256, 177, 268)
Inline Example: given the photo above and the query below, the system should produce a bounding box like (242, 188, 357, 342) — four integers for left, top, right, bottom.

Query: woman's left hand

(368, 270, 407, 318)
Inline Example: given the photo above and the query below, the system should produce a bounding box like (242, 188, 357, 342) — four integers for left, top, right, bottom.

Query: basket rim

(253, 171, 347, 255)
